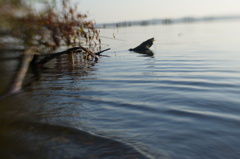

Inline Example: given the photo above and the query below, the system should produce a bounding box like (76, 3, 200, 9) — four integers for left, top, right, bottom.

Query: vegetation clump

(0, 0, 104, 97)
(0, 0, 101, 51)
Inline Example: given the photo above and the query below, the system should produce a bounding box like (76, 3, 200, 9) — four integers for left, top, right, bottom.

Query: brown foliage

(0, 0, 101, 52)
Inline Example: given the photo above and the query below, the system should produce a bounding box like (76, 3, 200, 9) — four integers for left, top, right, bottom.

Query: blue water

(1, 21, 240, 159)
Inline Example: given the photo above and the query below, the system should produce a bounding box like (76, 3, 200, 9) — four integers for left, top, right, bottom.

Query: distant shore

(96, 14, 240, 28)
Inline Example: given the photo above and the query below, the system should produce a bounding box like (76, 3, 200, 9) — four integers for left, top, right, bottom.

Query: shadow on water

(0, 115, 147, 159)
(0, 52, 149, 159)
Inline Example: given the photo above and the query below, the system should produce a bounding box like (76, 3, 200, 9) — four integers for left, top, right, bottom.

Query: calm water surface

(1, 21, 240, 159)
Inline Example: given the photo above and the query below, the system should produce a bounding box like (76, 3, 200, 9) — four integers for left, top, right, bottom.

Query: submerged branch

(3, 47, 39, 97)
(37, 46, 101, 65)
(0, 46, 110, 99)
(37, 47, 111, 66)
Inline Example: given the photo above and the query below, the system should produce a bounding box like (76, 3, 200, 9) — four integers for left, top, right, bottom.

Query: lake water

(1, 21, 240, 159)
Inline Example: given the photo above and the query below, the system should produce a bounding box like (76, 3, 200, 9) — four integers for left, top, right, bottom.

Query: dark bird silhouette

(129, 38, 154, 56)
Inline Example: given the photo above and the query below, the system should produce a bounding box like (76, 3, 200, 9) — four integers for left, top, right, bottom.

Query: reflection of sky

(72, 0, 240, 23)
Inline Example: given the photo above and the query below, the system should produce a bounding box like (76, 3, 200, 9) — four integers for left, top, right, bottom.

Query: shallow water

(1, 21, 240, 159)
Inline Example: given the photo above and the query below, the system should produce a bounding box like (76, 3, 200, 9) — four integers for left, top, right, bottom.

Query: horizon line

(96, 14, 240, 28)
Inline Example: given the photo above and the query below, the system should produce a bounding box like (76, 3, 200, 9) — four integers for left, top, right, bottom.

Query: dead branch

(37, 47, 111, 66)
(37, 47, 82, 66)
(0, 46, 111, 100)
(5, 47, 39, 96)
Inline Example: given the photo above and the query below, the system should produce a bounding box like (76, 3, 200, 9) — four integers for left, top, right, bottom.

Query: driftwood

(0, 46, 110, 99)
(129, 38, 154, 56)
(37, 46, 106, 65)
(3, 47, 39, 97)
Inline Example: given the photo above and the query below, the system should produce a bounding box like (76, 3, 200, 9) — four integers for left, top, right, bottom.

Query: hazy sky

(74, 0, 240, 23)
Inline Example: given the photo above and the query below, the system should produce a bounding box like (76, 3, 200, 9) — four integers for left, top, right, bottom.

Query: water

(1, 21, 240, 159)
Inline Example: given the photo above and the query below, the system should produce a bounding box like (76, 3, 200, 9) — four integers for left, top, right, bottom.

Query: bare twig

(95, 48, 110, 55)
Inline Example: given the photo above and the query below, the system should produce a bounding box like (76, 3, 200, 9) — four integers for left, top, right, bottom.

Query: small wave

(0, 120, 149, 159)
